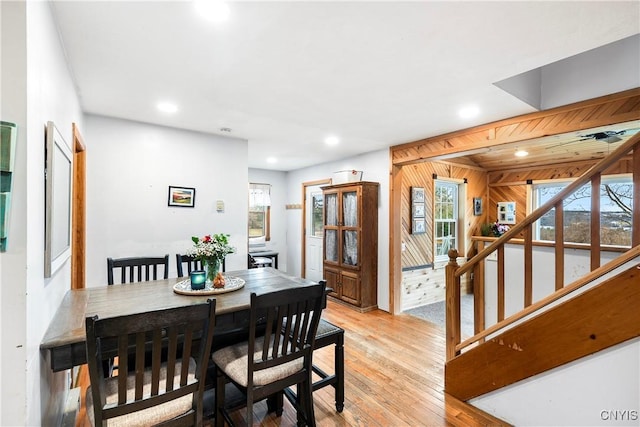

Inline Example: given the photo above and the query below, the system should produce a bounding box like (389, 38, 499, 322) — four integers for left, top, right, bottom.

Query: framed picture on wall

(473, 197, 482, 216)
(168, 186, 196, 208)
(412, 203, 425, 218)
(497, 201, 516, 224)
(410, 186, 426, 234)
(411, 186, 425, 203)
(44, 121, 72, 278)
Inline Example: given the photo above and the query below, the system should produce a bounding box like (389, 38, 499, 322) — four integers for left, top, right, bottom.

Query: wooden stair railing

(445, 262, 640, 400)
(445, 131, 640, 362)
(456, 244, 640, 353)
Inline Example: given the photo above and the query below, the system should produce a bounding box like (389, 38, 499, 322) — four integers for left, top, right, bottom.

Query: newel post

(445, 248, 461, 361)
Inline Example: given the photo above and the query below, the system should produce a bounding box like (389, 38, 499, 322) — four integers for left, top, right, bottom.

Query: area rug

(405, 294, 475, 339)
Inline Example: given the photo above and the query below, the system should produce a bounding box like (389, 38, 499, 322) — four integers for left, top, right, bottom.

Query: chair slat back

(107, 255, 169, 285)
(85, 300, 216, 426)
(176, 254, 202, 277)
(248, 282, 326, 381)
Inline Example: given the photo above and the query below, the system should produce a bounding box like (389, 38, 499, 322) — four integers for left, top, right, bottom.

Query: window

(248, 183, 271, 240)
(311, 192, 324, 237)
(434, 180, 459, 261)
(533, 175, 632, 246)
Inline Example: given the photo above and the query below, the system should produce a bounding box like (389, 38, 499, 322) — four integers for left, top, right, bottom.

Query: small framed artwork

(412, 203, 425, 218)
(168, 186, 196, 208)
(473, 197, 482, 216)
(410, 186, 426, 234)
(411, 187, 425, 203)
(497, 201, 516, 224)
(412, 219, 426, 234)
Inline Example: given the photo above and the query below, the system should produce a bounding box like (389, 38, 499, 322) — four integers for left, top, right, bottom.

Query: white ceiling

(50, 1, 640, 171)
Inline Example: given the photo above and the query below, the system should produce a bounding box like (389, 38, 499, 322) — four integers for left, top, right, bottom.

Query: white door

(305, 186, 324, 282)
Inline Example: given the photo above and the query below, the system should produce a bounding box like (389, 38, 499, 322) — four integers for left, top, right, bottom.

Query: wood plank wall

(402, 162, 487, 268)
(401, 162, 486, 310)
(487, 157, 635, 184)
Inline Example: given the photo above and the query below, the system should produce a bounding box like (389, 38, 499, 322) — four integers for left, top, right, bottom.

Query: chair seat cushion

(212, 337, 303, 387)
(315, 318, 342, 339)
(86, 358, 196, 427)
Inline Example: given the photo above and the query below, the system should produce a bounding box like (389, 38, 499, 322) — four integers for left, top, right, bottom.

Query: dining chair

(277, 281, 344, 413)
(107, 255, 169, 285)
(284, 318, 345, 413)
(176, 253, 226, 277)
(85, 299, 216, 427)
(213, 282, 326, 427)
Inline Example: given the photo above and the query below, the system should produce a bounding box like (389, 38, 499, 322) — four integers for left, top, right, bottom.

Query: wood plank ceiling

(464, 120, 640, 171)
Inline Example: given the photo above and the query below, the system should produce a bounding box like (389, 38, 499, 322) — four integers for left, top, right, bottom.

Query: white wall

(285, 148, 390, 311)
(248, 168, 287, 272)
(542, 34, 640, 110)
(472, 245, 640, 425)
(84, 115, 249, 287)
(0, 2, 28, 424)
(472, 338, 640, 426)
(1, 1, 83, 425)
(483, 245, 622, 325)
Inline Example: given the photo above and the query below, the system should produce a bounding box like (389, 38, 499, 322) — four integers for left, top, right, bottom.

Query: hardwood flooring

(76, 300, 509, 426)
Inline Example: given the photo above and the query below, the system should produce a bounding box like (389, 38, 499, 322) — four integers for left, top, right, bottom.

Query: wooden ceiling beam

(391, 88, 640, 166)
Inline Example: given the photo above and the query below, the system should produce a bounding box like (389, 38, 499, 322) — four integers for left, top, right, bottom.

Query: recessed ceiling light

(325, 136, 340, 146)
(194, 0, 230, 22)
(157, 102, 178, 113)
(266, 157, 277, 164)
(515, 149, 529, 157)
(458, 105, 480, 119)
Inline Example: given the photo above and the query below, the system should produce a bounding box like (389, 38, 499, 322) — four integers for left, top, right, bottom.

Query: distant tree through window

(534, 176, 632, 246)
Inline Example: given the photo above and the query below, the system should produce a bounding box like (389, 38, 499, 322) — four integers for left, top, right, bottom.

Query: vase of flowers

(480, 221, 510, 237)
(491, 221, 510, 237)
(189, 233, 236, 284)
(202, 258, 220, 284)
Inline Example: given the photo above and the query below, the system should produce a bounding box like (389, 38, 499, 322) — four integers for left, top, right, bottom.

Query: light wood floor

(76, 300, 509, 426)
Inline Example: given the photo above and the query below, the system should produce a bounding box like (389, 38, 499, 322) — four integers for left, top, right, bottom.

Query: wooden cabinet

(322, 181, 378, 312)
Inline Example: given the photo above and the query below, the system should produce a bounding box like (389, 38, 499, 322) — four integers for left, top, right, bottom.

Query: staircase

(444, 133, 640, 415)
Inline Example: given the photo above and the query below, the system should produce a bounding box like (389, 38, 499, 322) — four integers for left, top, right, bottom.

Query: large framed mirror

(44, 121, 72, 278)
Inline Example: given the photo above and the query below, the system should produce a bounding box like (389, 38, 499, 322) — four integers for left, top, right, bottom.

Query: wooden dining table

(41, 267, 317, 372)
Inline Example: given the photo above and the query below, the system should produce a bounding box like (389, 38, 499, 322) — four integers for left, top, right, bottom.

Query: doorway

(301, 179, 331, 280)
(71, 123, 86, 290)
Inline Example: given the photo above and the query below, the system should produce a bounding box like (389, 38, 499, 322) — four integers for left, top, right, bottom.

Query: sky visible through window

(538, 179, 632, 213)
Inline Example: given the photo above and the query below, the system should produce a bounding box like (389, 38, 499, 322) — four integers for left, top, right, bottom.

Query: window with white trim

(248, 183, 271, 240)
(533, 175, 632, 246)
(434, 180, 459, 262)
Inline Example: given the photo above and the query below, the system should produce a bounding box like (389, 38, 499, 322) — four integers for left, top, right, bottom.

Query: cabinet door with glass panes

(322, 181, 378, 312)
(323, 187, 360, 269)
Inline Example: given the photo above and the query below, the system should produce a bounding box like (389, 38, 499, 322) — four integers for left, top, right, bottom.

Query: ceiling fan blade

(601, 135, 622, 143)
(545, 137, 590, 149)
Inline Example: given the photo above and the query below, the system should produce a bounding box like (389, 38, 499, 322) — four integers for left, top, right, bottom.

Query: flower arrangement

(189, 233, 235, 283)
(190, 233, 235, 261)
(491, 221, 510, 237)
(481, 221, 510, 237)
